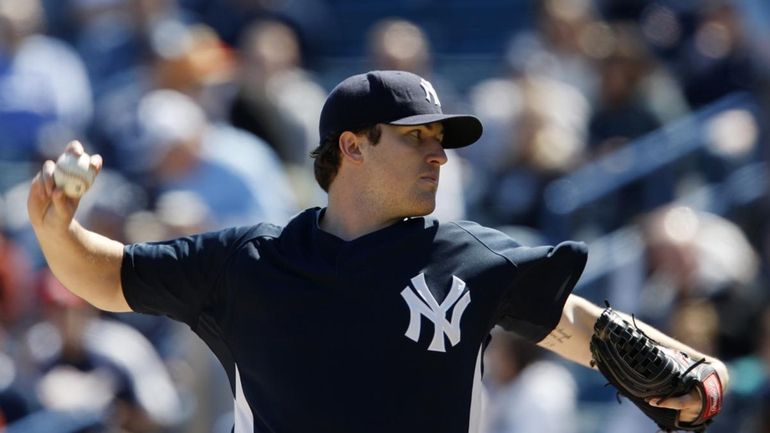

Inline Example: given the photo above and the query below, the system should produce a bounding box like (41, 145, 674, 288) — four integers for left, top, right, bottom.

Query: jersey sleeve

(454, 222, 588, 342)
(121, 225, 258, 326)
(495, 241, 588, 342)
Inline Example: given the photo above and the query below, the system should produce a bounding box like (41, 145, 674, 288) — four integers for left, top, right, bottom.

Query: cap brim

(388, 113, 483, 149)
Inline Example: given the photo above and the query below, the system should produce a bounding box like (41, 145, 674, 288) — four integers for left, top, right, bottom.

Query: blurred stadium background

(2, 0, 770, 432)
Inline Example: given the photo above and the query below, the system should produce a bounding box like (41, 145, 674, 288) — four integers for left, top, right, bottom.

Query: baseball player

(28, 70, 727, 433)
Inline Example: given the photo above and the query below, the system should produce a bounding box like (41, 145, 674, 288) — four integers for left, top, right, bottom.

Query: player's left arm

(537, 294, 729, 421)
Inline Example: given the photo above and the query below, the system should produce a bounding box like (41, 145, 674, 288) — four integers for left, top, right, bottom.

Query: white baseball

(53, 152, 97, 198)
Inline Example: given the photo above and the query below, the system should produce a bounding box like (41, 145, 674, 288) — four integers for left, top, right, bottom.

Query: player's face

(361, 122, 447, 218)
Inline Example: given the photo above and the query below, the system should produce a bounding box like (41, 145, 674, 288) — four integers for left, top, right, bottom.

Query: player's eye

(408, 130, 421, 141)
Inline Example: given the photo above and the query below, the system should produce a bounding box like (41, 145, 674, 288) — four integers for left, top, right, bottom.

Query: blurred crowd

(1, 0, 770, 432)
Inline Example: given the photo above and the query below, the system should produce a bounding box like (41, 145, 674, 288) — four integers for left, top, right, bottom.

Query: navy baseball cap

(319, 70, 483, 149)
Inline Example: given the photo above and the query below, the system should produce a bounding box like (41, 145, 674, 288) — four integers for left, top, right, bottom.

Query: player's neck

(321, 194, 403, 241)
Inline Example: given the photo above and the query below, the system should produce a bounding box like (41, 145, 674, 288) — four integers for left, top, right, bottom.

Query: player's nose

(426, 140, 448, 166)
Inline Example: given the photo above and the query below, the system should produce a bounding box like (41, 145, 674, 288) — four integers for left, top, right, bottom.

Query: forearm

(537, 294, 598, 368)
(539, 295, 730, 389)
(34, 220, 129, 312)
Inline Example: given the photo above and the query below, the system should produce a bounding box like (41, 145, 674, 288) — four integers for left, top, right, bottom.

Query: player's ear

(338, 131, 364, 164)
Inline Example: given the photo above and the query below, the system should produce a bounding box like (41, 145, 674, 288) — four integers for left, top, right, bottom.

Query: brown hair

(310, 124, 382, 192)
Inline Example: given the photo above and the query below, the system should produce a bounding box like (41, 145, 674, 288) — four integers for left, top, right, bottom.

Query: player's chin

(410, 194, 437, 216)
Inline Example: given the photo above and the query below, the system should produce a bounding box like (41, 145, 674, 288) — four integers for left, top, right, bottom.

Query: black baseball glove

(589, 304, 723, 432)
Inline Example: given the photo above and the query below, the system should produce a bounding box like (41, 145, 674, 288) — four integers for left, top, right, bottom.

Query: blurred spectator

(18, 271, 185, 432)
(70, 0, 200, 99)
(177, 0, 333, 58)
(586, 22, 686, 230)
(0, 324, 30, 427)
(127, 89, 298, 228)
(70, 0, 152, 99)
(368, 18, 431, 75)
(639, 205, 762, 359)
(483, 328, 578, 433)
(228, 18, 326, 169)
(151, 22, 236, 119)
(0, 0, 92, 162)
(677, 1, 761, 108)
(0, 229, 33, 331)
(468, 73, 589, 229)
(588, 23, 662, 155)
(90, 21, 236, 164)
(505, 0, 601, 102)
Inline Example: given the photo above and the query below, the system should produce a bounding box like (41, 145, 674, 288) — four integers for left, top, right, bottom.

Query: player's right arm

(27, 142, 130, 312)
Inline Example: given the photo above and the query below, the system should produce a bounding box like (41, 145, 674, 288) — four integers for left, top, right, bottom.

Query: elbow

(91, 285, 132, 313)
(94, 300, 132, 313)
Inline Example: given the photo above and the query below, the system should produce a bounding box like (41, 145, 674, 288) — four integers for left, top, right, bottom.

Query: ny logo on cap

(419, 78, 441, 107)
(401, 273, 470, 352)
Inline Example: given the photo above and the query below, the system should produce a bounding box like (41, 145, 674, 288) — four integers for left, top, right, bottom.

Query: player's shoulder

(247, 221, 285, 239)
(437, 219, 516, 247)
(185, 220, 285, 256)
(222, 220, 287, 252)
(428, 219, 519, 263)
(437, 219, 588, 264)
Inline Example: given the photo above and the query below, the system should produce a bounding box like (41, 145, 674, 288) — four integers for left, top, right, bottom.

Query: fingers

(647, 390, 702, 423)
(63, 139, 102, 176)
(648, 394, 694, 410)
(64, 139, 85, 156)
(28, 172, 47, 224)
(29, 160, 55, 200)
(90, 153, 103, 174)
(28, 160, 55, 226)
(41, 160, 56, 196)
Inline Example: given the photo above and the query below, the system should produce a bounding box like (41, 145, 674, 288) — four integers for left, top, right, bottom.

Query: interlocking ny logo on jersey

(400, 273, 470, 352)
(419, 78, 441, 107)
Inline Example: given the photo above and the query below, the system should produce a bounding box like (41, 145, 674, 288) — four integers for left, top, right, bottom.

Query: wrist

(33, 218, 81, 245)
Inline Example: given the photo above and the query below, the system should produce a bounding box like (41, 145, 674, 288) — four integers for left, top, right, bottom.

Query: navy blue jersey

(121, 208, 587, 433)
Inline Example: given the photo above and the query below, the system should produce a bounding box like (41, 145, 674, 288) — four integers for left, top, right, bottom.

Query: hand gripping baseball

(589, 305, 723, 432)
(28, 141, 102, 232)
(53, 150, 97, 199)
